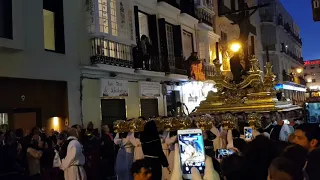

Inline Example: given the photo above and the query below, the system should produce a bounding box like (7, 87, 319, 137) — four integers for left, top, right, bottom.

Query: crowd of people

(1, 110, 320, 180)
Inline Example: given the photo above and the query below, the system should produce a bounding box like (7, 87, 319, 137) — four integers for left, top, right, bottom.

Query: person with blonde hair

(59, 127, 87, 180)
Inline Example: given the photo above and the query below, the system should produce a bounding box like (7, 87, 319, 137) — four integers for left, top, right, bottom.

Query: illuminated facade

(305, 60, 320, 91)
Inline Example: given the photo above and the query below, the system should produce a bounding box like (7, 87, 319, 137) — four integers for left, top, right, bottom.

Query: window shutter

(158, 18, 169, 72)
(134, 6, 140, 43)
(173, 25, 183, 57)
(231, 0, 236, 10)
(148, 14, 159, 56)
(101, 99, 126, 131)
(140, 99, 159, 119)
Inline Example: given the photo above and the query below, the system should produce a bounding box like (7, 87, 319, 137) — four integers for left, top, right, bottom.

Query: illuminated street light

(230, 43, 241, 52)
(296, 68, 303, 73)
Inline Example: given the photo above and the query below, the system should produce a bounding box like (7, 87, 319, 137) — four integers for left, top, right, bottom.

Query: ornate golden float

(113, 56, 302, 133)
(194, 56, 301, 114)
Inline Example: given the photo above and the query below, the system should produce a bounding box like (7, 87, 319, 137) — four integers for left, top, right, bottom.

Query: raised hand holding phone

(171, 141, 220, 179)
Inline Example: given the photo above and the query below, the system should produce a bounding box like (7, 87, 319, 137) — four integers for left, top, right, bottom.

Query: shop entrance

(0, 77, 68, 132)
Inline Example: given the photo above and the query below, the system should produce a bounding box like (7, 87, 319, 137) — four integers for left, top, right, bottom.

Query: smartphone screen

(283, 119, 290, 125)
(215, 149, 234, 159)
(178, 129, 205, 177)
(244, 127, 253, 141)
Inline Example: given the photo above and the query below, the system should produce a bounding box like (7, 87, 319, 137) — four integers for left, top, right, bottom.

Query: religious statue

(230, 52, 245, 83)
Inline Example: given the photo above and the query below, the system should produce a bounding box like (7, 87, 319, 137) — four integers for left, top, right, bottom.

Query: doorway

(12, 108, 41, 132)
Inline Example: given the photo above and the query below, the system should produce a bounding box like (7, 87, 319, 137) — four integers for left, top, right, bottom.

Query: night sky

(281, 0, 320, 61)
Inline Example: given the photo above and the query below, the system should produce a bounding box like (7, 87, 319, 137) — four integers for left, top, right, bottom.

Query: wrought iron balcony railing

(195, 8, 213, 27)
(283, 22, 302, 46)
(132, 48, 164, 72)
(203, 63, 215, 79)
(90, 38, 133, 68)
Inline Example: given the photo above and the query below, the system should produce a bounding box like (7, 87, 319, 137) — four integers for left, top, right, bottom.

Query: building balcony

(203, 63, 215, 79)
(282, 70, 306, 86)
(194, 0, 214, 12)
(90, 38, 133, 68)
(157, 0, 179, 9)
(195, 8, 213, 27)
(91, 38, 188, 76)
(283, 22, 302, 46)
(167, 55, 187, 76)
(133, 49, 163, 72)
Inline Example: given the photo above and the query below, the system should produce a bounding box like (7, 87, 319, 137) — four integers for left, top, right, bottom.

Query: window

(43, 10, 55, 51)
(312, 79, 316, 82)
(311, 66, 315, 69)
(98, 0, 108, 33)
(166, 24, 175, 67)
(110, 0, 117, 36)
(43, 0, 65, 53)
(0, 113, 8, 125)
(0, 0, 12, 39)
(96, 0, 130, 38)
(182, 31, 193, 59)
(138, 12, 149, 38)
(199, 42, 205, 60)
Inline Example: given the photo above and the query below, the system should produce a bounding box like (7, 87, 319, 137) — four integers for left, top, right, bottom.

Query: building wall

(82, 78, 165, 127)
(259, 0, 303, 83)
(305, 61, 320, 90)
(0, 0, 88, 126)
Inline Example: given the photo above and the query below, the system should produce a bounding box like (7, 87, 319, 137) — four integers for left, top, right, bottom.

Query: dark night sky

(281, 0, 320, 61)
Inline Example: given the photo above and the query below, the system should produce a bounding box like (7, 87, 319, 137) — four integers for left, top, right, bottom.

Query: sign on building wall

(312, 0, 320, 21)
(139, 81, 161, 97)
(100, 79, 129, 97)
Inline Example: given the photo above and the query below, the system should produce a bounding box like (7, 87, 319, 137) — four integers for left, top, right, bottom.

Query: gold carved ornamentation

(221, 113, 238, 130)
(247, 113, 262, 129)
(195, 56, 300, 114)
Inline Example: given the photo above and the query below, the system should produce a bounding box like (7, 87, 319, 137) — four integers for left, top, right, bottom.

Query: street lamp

(296, 68, 303, 74)
(230, 43, 241, 52)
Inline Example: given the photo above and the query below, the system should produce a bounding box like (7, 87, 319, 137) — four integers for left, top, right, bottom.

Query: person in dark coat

(140, 121, 169, 180)
(100, 125, 115, 179)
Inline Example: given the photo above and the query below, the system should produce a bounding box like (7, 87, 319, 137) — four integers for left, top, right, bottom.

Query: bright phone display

(244, 127, 253, 140)
(178, 129, 205, 178)
(215, 149, 234, 159)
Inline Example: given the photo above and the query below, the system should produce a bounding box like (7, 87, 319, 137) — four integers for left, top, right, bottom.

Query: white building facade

(81, 0, 221, 128)
(0, 0, 86, 131)
(259, 0, 306, 104)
